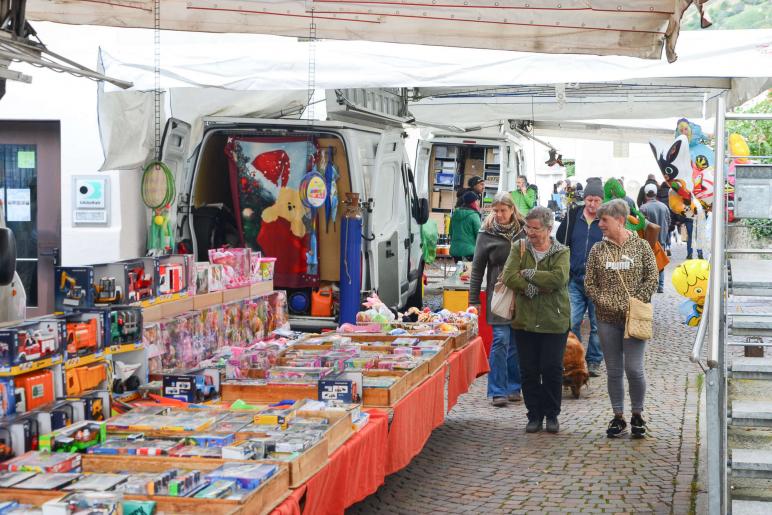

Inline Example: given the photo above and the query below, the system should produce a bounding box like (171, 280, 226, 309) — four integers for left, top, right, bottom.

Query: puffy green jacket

(501, 238, 570, 334)
(511, 188, 537, 215)
(449, 207, 481, 258)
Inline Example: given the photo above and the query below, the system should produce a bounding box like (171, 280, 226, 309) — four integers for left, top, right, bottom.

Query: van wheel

(404, 260, 424, 310)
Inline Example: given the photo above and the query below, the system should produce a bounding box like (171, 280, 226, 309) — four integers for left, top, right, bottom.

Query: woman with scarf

(502, 207, 570, 433)
(470, 193, 526, 407)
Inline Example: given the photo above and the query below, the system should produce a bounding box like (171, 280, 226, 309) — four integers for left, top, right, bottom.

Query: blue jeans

(684, 218, 703, 259)
(568, 278, 603, 365)
(488, 325, 521, 398)
(659, 270, 664, 290)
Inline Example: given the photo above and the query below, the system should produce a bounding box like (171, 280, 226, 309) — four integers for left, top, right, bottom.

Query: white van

(162, 91, 427, 330)
(413, 130, 525, 228)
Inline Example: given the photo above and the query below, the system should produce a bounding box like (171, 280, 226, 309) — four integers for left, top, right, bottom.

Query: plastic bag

(421, 220, 439, 265)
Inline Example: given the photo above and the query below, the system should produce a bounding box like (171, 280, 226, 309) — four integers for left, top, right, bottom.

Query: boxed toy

(55, 266, 95, 311)
(0, 378, 16, 417)
(156, 254, 193, 297)
(39, 421, 107, 453)
(93, 258, 156, 305)
(258, 257, 276, 282)
(42, 491, 123, 515)
(16, 369, 55, 411)
(208, 248, 251, 289)
(162, 371, 218, 403)
(249, 252, 262, 284)
(64, 311, 105, 359)
(108, 306, 143, 346)
(194, 262, 225, 294)
(0, 319, 63, 368)
(1, 451, 82, 473)
(206, 463, 278, 491)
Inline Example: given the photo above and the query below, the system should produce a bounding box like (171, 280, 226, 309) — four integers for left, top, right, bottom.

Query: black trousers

(514, 330, 568, 420)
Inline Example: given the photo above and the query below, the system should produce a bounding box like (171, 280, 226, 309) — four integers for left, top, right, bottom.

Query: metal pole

(708, 93, 727, 515)
(725, 113, 772, 121)
(707, 367, 722, 515)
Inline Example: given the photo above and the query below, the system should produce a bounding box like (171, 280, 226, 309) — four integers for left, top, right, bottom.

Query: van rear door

(368, 130, 409, 309)
(159, 118, 191, 252)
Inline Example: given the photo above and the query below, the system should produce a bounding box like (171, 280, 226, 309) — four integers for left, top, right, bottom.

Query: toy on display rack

(39, 421, 107, 453)
(93, 259, 157, 305)
(65, 318, 100, 358)
(65, 362, 107, 396)
(354, 293, 396, 331)
(162, 371, 219, 403)
(0, 319, 63, 367)
(194, 262, 225, 294)
(109, 307, 142, 346)
(55, 267, 94, 311)
(208, 248, 252, 289)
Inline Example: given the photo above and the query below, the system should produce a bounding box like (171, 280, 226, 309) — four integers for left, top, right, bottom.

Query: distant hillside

(682, 0, 772, 30)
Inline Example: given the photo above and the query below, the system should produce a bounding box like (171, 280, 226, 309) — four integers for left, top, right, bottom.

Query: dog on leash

(564, 332, 590, 399)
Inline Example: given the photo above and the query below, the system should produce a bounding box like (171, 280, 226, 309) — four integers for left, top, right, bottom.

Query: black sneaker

(666, 249, 671, 257)
(545, 417, 559, 434)
(631, 414, 647, 439)
(606, 416, 628, 438)
(525, 417, 543, 433)
(587, 362, 601, 377)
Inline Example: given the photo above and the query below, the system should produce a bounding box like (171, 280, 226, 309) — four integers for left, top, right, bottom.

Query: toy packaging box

(1, 450, 82, 473)
(162, 371, 219, 403)
(64, 311, 106, 359)
(55, 266, 95, 311)
(39, 420, 107, 453)
(107, 306, 143, 346)
(156, 254, 193, 298)
(208, 247, 251, 289)
(0, 319, 63, 368)
(194, 262, 225, 294)
(93, 258, 157, 306)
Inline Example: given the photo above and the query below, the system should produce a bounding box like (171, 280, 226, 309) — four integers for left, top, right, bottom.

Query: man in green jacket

(450, 191, 482, 260)
(511, 175, 537, 215)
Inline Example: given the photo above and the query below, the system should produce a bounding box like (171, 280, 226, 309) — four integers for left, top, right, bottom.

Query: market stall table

(271, 409, 389, 515)
(447, 336, 490, 413)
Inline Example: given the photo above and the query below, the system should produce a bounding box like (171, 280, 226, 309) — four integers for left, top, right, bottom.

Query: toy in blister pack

(208, 247, 251, 289)
(266, 291, 290, 333)
(258, 257, 276, 282)
(195, 262, 225, 294)
(1, 450, 82, 473)
(159, 314, 198, 372)
(55, 266, 95, 311)
(39, 421, 107, 453)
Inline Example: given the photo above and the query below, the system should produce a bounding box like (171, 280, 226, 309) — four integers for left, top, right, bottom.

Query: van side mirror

(0, 227, 17, 286)
(415, 198, 430, 225)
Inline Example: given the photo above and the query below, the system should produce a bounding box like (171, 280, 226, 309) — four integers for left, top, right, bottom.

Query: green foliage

(744, 219, 772, 241)
(682, 0, 772, 30)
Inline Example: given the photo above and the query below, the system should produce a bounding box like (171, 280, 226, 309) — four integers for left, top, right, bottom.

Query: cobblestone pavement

(350, 245, 702, 514)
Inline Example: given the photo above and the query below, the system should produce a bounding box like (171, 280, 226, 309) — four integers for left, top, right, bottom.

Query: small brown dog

(563, 332, 590, 398)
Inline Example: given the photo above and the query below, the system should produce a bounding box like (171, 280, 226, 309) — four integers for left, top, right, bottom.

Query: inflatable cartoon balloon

(726, 133, 751, 222)
(650, 135, 695, 214)
(672, 259, 710, 327)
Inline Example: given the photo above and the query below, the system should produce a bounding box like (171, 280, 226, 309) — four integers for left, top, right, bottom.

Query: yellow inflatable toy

(672, 259, 710, 326)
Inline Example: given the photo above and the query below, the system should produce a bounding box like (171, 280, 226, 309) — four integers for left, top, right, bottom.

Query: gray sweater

(469, 227, 525, 325)
(640, 198, 671, 247)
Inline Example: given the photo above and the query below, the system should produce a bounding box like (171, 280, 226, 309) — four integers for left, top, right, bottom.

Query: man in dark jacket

(555, 177, 604, 376)
(636, 174, 660, 208)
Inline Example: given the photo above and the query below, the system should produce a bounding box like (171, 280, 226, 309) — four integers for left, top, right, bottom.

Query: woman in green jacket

(502, 206, 570, 434)
(449, 191, 482, 261)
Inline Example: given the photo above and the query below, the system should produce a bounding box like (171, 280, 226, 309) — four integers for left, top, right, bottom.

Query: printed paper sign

(17, 151, 35, 169)
(6, 189, 31, 222)
(75, 178, 106, 208)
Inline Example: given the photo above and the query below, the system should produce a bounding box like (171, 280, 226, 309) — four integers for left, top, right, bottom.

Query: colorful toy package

(208, 247, 252, 289)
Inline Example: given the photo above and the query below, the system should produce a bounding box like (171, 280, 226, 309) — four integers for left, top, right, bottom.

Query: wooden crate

(267, 438, 328, 488)
(362, 361, 430, 407)
(296, 409, 354, 455)
(221, 383, 317, 403)
(192, 291, 224, 310)
(0, 459, 291, 515)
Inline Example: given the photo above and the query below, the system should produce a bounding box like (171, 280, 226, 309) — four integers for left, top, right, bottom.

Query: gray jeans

(598, 321, 647, 414)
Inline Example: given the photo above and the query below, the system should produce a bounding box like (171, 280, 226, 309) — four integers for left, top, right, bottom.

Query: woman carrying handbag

(585, 199, 659, 439)
(469, 193, 525, 408)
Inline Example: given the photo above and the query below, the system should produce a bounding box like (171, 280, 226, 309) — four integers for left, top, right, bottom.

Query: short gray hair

(597, 199, 630, 221)
(525, 206, 554, 229)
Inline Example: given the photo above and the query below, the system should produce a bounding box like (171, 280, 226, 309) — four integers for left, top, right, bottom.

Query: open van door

(367, 130, 411, 309)
(414, 140, 433, 198)
(158, 118, 191, 254)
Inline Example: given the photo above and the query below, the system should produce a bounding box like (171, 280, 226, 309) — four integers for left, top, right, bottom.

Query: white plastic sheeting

(97, 29, 772, 92)
(27, 0, 685, 60)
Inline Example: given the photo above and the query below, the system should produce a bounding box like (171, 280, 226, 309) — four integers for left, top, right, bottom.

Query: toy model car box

(93, 258, 157, 305)
(64, 310, 107, 359)
(55, 266, 95, 311)
(0, 319, 63, 368)
(156, 254, 193, 297)
(39, 420, 107, 453)
(107, 306, 143, 346)
(163, 370, 219, 403)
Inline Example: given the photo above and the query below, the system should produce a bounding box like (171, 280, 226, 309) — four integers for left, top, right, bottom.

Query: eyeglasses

(524, 224, 546, 232)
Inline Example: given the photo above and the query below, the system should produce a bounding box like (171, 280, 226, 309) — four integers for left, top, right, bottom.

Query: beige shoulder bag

(490, 240, 526, 319)
(605, 245, 654, 341)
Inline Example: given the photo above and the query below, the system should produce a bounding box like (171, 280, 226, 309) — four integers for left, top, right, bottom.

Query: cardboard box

(464, 159, 485, 177)
(439, 190, 455, 210)
(431, 190, 441, 209)
(429, 213, 447, 234)
(486, 147, 501, 165)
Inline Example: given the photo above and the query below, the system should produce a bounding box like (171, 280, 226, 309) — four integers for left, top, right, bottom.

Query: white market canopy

(27, 0, 703, 61)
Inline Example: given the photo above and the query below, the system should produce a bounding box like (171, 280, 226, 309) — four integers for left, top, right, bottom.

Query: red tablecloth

(385, 364, 446, 475)
(271, 409, 389, 515)
(447, 336, 490, 413)
(478, 291, 493, 356)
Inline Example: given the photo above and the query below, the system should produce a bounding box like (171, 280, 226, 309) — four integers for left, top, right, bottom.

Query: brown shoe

(508, 392, 522, 402)
(492, 397, 507, 407)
